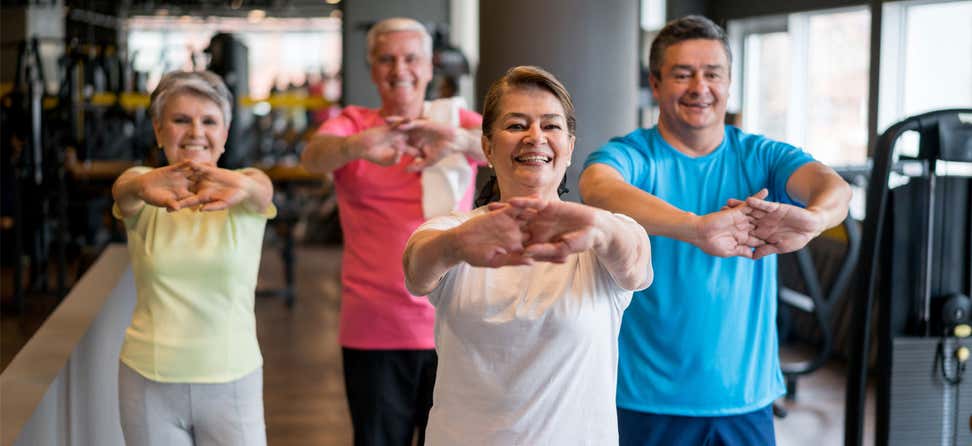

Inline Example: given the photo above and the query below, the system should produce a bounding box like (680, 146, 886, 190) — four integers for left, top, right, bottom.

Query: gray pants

(118, 362, 267, 446)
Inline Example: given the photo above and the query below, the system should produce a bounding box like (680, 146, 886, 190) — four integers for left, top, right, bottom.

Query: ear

(213, 127, 229, 161)
(649, 72, 661, 102)
(370, 61, 381, 87)
(566, 134, 576, 165)
(152, 120, 163, 147)
(481, 134, 492, 163)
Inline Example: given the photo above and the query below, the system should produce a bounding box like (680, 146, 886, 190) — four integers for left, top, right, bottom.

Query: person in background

(580, 15, 852, 446)
(112, 70, 275, 446)
(403, 65, 653, 445)
(299, 17, 485, 446)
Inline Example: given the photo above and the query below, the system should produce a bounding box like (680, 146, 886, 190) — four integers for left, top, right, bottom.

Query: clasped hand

(705, 189, 824, 260)
(139, 161, 251, 212)
(451, 198, 606, 268)
(355, 117, 463, 171)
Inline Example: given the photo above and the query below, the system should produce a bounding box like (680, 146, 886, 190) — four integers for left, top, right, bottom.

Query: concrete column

(478, 0, 639, 201)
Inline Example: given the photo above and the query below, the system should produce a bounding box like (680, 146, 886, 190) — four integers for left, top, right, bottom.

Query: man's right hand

(691, 206, 765, 258)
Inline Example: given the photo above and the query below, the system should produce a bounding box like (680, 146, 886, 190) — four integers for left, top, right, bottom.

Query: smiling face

(483, 87, 575, 201)
(651, 38, 730, 136)
(153, 93, 228, 166)
(370, 30, 433, 116)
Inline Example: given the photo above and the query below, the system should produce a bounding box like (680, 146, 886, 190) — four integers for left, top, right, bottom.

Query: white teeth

(515, 155, 551, 163)
(181, 145, 206, 151)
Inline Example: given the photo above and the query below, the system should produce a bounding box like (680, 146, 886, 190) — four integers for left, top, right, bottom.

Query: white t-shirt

(417, 207, 645, 445)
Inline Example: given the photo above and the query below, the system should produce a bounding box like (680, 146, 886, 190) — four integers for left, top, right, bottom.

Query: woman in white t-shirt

(402, 65, 654, 445)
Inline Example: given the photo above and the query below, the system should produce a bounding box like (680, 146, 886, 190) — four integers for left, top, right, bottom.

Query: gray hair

(649, 15, 732, 79)
(149, 70, 233, 126)
(366, 17, 433, 65)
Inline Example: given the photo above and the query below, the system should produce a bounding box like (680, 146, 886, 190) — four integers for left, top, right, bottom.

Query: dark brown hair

(648, 15, 731, 79)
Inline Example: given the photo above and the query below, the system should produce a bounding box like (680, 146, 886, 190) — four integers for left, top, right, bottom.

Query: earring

(487, 163, 493, 169)
(158, 145, 164, 151)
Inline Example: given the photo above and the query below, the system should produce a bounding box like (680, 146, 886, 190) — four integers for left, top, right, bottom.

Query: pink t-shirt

(318, 105, 483, 349)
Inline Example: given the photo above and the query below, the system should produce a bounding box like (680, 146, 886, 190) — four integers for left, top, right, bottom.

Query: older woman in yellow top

(112, 70, 274, 446)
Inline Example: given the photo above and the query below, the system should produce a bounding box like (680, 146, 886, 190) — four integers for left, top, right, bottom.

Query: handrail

(0, 244, 131, 446)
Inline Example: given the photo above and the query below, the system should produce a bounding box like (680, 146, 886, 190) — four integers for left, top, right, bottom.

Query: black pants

(342, 348, 438, 446)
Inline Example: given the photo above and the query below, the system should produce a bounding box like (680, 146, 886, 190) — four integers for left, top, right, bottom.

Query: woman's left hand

(504, 198, 605, 263)
(182, 163, 252, 211)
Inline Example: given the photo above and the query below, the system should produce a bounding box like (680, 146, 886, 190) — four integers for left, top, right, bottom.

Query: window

(730, 8, 871, 167)
(638, 0, 667, 128)
(743, 32, 790, 142)
(879, 0, 972, 134)
(127, 16, 341, 98)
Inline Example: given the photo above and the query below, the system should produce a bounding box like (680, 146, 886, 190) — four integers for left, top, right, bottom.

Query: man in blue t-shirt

(580, 15, 852, 446)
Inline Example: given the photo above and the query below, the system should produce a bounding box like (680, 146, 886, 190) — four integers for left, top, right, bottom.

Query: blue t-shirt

(584, 125, 814, 416)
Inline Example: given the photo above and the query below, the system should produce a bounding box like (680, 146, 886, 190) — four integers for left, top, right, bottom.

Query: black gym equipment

(205, 33, 253, 170)
(774, 215, 861, 418)
(1, 38, 69, 308)
(846, 108, 972, 446)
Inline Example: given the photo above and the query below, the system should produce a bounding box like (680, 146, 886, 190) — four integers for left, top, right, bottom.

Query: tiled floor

(255, 245, 875, 446)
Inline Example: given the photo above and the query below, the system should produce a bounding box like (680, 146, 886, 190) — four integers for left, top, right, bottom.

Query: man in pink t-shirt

(300, 17, 485, 446)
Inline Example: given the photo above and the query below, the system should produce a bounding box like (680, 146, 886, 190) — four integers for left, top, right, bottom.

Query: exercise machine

(846, 108, 972, 446)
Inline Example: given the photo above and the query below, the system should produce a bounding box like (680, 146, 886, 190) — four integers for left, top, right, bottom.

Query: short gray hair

(149, 70, 233, 126)
(366, 17, 433, 65)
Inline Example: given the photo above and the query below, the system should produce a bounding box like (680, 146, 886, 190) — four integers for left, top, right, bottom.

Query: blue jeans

(618, 405, 775, 446)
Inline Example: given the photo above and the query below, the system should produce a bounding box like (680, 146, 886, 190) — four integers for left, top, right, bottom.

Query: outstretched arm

(746, 162, 851, 259)
(579, 163, 762, 258)
(403, 204, 531, 296)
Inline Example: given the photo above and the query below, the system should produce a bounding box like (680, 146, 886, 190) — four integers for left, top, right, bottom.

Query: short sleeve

(583, 133, 650, 187)
(232, 168, 278, 219)
(231, 202, 277, 220)
(596, 212, 650, 292)
(316, 106, 371, 137)
(759, 139, 815, 206)
(411, 210, 477, 307)
(414, 210, 472, 234)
